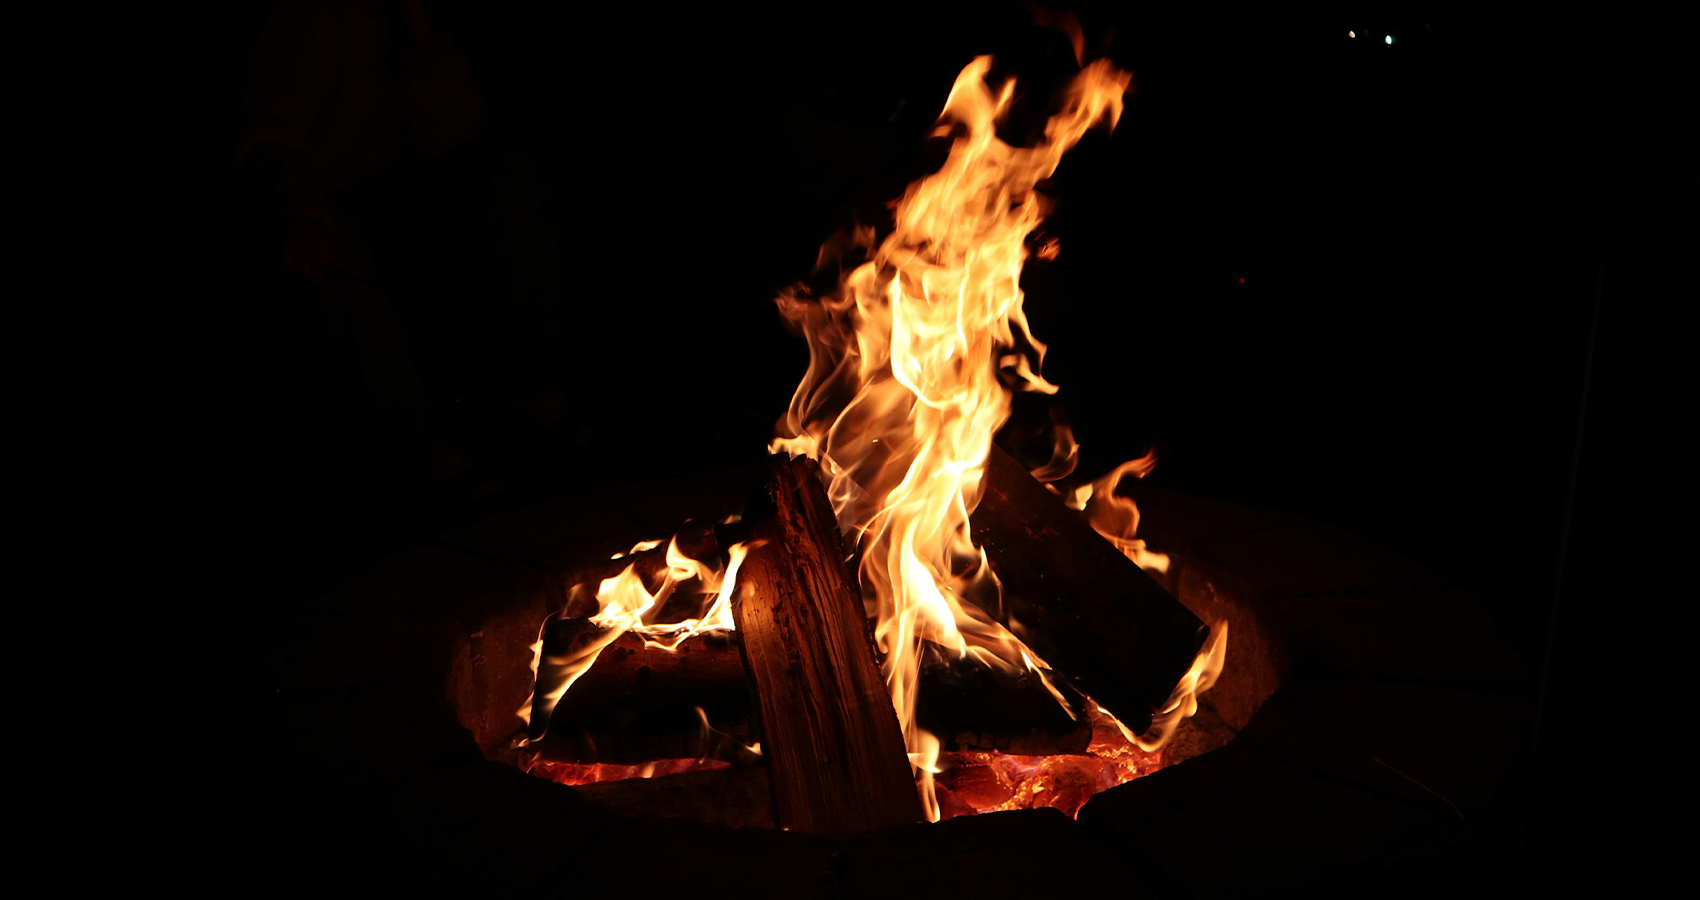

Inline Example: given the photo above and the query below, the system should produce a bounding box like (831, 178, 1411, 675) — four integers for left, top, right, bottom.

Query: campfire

(508, 54, 1227, 835)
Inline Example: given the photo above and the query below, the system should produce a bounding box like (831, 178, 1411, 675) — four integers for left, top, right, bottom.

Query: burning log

(529, 617, 1089, 764)
(971, 445, 1209, 736)
(917, 643, 1093, 755)
(730, 454, 924, 836)
(525, 619, 759, 765)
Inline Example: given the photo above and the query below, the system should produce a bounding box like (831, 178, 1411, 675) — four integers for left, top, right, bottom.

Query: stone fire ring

(245, 471, 1532, 897)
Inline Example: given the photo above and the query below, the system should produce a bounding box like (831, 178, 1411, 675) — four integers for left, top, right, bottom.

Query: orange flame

(520, 536, 758, 742)
(1100, 620, 1228, 752)
(771, 56, 1139, 819)
(1066, 447, 1172, 574)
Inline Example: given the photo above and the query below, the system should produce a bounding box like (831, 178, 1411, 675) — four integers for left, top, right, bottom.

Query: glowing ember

(527, 758, 729, 788)
(936, 705, 1168, 819)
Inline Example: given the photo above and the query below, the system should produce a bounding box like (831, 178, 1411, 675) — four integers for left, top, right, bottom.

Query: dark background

(5, 0, 1684, 891)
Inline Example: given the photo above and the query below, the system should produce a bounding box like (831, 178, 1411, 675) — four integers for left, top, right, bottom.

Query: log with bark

(728, 454, 924, 836)
(970, 445, 1210, 736)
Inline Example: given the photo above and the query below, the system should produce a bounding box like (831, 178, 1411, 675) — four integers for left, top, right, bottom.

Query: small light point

(1385, 35, 1394, 44)
(1348, 30, 1356, 38)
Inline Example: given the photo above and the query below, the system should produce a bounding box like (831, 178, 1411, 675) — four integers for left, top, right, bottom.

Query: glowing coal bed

(528, 757, 731, 788)
(932, 707, 1170, 820)
(518, 675, 1235, 822)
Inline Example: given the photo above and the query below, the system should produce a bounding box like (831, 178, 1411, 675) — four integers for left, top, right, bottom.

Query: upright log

(732, 455, 923, 836)
(972, 446, 1210, 735)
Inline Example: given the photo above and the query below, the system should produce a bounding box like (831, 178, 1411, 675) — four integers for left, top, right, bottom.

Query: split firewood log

(729, 454, 924, 836)
(970, 445, 1209, 736)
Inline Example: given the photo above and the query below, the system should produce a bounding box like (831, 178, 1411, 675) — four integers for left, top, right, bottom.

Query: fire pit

(439, 55, 1240, 839)
(452, 447, 1218, 831)
(241, 474, 1528, 895)
(240, 50, 1533, 896)
(443, 472, 1527, 876)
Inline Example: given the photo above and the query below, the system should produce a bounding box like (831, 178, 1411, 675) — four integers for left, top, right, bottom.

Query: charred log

(730, 454, 924, 836)
(526, 621, 759, 765)
(971, 445, 1209, 735)
(916, 642, 1093, 755)
(528, 619, 1093, 765)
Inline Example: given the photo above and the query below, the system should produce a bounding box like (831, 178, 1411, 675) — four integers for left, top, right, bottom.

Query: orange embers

(527, 758, 729, 788)
(935, 706, 1167, 819)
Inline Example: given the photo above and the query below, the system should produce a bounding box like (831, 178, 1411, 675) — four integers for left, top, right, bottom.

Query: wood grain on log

(732, 455, 924, 836)
(972, 446, 1210, 735)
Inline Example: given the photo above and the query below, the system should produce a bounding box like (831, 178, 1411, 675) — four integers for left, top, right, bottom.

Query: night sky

(6, 1, 1685, 890)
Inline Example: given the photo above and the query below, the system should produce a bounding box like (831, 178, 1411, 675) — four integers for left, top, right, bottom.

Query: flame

(522, 53, 1226, 809)
(522, 535, 758, 743)
(771, 56, 1141, 818)
(1099, 620, 1228, 752)
(610, 538, 664, 560)
(695, 704, 763, 760)
(1072, 447, 1171, 574)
